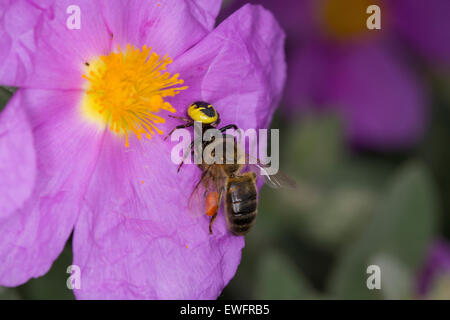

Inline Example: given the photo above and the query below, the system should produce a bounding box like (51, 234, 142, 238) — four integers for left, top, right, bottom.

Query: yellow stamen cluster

(82, 45, 187, 147)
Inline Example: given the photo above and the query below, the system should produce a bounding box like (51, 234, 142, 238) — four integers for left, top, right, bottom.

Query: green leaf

(0, 287, 22, 300)
(328, 161, 439, 299)
(285, 114, 344, 179)
(427, 274, 450, 299)
(297, 186, 375, 248)
(371, 254, 413, 300)
(277, 113, 398, 249)
(253, 251, 317, 299)
(0, 86, 15, 111)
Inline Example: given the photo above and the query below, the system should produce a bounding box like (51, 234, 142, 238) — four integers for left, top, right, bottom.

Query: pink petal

(0, 0, 111, 89)
(287, 41, 427, 149)
(0, 0, 42, 86)
(73, 135, 244, 299)
(100, 0, 222, 58)
(391, 0, 450, 66)
(0, 91, 36, 218)
(328, 43, 427, 149)
(0, 88, 104, 286)
(219, 0, 318, 40)
(285, 42, 335, 113)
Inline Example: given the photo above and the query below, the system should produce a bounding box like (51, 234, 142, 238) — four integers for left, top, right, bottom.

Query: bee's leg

(177, 160, 186, 172)
(164, 121, 193, 141)
(209, 212, 218, 235)
(177, 140, 195, 172)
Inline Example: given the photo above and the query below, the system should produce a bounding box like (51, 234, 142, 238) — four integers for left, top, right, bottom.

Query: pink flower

(0, 0, 285, 299)
(224, 0, 450, 150)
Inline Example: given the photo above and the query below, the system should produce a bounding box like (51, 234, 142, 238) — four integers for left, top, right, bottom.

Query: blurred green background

(1, 0, 450, 300)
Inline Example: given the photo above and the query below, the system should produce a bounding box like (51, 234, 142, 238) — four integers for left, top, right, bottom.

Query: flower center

(81, 45, 187, 147)
(320, 0, 376, 41)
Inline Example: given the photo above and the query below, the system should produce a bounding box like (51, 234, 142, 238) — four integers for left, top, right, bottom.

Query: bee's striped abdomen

(225, 173, 258, 236)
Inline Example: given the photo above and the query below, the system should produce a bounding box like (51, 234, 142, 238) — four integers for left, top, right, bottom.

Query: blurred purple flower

(391, 0, 450, 67)
(0, 0, 285, 299)
(417, 239, 450, 298)
(223, 0, 449, 150)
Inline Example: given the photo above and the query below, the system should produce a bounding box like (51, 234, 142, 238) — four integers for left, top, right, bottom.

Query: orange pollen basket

(205, 191, 220, 217)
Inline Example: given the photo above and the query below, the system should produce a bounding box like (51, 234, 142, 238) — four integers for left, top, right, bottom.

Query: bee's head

(187, 101, 218, 125)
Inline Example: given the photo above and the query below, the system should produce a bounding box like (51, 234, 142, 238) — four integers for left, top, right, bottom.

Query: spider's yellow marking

(187, 102, 218, 124)
(81, 45, 187, 147)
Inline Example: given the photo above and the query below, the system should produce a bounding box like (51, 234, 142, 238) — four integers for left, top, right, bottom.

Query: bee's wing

(187, 172, 208, 219)
(245, 154, 297, 189)
(187, 168, 226, 218)
(257, 165, 297, 189)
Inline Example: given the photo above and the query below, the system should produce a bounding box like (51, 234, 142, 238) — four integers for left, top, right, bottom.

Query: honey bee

(166, 101, 296, 236)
